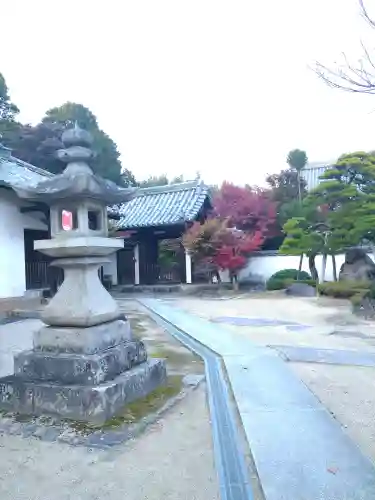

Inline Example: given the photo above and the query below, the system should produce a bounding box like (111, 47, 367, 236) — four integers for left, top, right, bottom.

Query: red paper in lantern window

(61, 210, 73, 231)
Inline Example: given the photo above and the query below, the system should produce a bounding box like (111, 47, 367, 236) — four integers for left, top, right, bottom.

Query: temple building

(112, 180, 212, 286)
(0, 144, 52, 298)
(0, 142, 212, 298)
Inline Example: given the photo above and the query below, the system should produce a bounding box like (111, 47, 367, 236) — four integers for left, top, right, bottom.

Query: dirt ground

(0, 300, 218, 500)
(174, 293, 375, 464)
(118, 299, 205, 376)
(0, 385, 219, 500)
(174, 293, 375, 351)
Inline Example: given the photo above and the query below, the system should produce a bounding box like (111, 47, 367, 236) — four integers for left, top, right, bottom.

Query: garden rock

(285, 282, 316, 297)
(353, 296, 375, 319)
(339, 248, 375, 282)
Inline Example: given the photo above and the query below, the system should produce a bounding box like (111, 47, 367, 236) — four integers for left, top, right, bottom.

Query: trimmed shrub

(266, 269, 312, 291)
(318, 280, 371, 299)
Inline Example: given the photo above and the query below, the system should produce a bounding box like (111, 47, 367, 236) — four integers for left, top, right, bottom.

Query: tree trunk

(308, 254, 319, 281)
(297, 254, 303, 280)
(320, 253, 327, 283)
(332, 254, 337, 281)
(231, 273, 239, 291)
(211, 269, 221, 284)
(296, 170, 303, 281)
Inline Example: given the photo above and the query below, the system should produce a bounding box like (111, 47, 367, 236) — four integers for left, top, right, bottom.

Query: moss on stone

(69, 375, 184, 434)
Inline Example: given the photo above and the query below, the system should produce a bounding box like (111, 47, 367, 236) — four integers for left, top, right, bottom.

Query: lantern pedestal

(0, 124, 167, 423)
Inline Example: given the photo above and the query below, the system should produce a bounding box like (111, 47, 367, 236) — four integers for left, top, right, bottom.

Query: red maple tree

(212, 227, 264, 287)
(212, 182, 277, 235)
(183, 182, 276, 288)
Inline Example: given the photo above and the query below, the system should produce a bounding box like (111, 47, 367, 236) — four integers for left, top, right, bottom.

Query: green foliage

(318, 280, 371, 299)
(308, 151, 375, 248)
(140, 174, 169, 187)
(286, 149, 308, 172)
(266, 169, 309, 235)
(182, 219, 225, 260)
(279, 216, 326, 256)
(41, 102, 133, 185)
(0, 73, 19, 123)
(267, 169, 307, 204)
(269, 269, 312, 281)
(266, 268, 311, 290)
(0, 72, 19, 138)
(139, 174, 185, 187)
(0, 82, 136, 185)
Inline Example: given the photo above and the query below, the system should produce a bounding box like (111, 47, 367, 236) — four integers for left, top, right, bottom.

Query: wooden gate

(117, 246, 135, 284)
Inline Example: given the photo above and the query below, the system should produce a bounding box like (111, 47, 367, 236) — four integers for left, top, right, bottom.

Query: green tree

(281, 151, 375, 282)
(266, 168, 308, 231)
(285, 149, 308, 275)
(42, 102, 130, 184)
(279, 216, 328, 281)
(43, 102, 98, 129)
(309, 151, 375, 247)
(2, 100, 136, 185)
(267, 168, 307, 205)
(139, 174, 169, 187)
(2, 122, 65, 173)
(0, 72, 19, 136)
(139, 174, 185, 187)
(170, 174, 184, 183)
(286, 149, 308, 203)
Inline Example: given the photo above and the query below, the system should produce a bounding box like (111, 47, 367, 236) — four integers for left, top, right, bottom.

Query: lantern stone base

(14, 339, 148, 385)
(0, 359, 166, 423)
(0, 319, 167, 423)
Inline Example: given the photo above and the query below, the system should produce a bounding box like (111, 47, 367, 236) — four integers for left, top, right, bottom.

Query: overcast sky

(2, 0, 375, 186)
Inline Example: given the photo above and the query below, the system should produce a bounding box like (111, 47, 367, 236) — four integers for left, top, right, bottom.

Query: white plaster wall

(0, 191, 27, 298)
(102, 251, 120, 285)
(220, 252, 375, 284)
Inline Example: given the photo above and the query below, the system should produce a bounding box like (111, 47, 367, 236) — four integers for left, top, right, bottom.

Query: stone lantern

(0, 124, 166, 423)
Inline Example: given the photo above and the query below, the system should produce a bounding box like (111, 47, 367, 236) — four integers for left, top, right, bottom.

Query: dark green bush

(318, 280, 371, 299)
(266, 269, 312, 291)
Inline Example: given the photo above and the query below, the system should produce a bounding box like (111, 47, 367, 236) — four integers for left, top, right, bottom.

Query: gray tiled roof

(114, 180, 211, 229)
(0, 148, 53, 190)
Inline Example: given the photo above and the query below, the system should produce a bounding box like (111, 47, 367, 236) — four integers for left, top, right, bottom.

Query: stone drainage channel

(139, 298, 375, 500)
(139, 300, 256, 500)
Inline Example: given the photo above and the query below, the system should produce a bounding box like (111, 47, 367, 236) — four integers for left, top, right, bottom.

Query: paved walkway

(141, 298, 375, 500)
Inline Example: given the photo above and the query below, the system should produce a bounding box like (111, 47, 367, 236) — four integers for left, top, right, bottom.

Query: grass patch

(70, 375, 184, 434)
(150, 346, 196, 364)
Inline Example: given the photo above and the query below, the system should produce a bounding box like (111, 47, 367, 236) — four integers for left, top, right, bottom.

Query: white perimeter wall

(102, 252, 119, 286)
(220, 251, 375, 284)
(0, 190, 48, 298)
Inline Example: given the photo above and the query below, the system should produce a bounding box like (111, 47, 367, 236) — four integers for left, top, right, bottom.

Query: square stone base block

(14, 340, 147, 386)
(0, 359, 167, 424)
(33, 319, 132, 355)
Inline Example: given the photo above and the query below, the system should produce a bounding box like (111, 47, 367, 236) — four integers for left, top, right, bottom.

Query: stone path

(141, 298, 375, 500)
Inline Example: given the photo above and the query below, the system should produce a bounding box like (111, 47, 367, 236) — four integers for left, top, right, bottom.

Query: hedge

(317, 280, 371, 299)
(266, 269, 312, 291)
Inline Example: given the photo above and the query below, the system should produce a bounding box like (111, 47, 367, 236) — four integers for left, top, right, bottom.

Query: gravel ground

(174, 295, 375, 464)
(0, 385, 219, 500)
(291, 363, 375, 463)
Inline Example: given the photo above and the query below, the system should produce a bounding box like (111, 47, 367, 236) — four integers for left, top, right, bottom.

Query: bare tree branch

(360, 0, 375, 30)
(315, 0, 375, 94)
